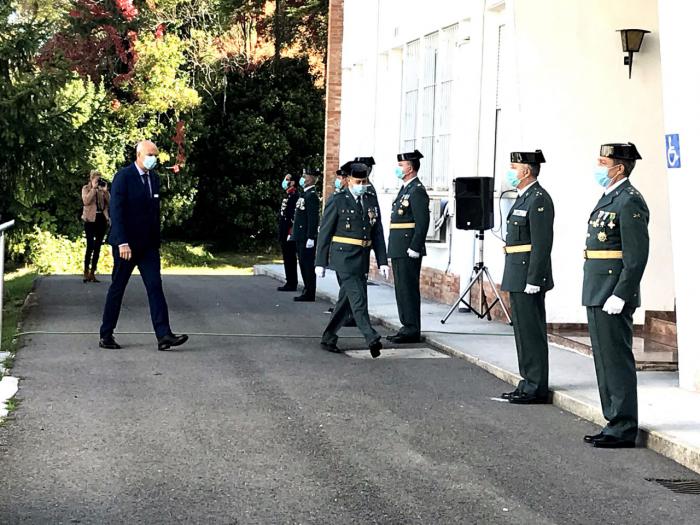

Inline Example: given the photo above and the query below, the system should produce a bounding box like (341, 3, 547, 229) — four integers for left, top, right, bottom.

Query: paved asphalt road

(1, 274, 699, 524)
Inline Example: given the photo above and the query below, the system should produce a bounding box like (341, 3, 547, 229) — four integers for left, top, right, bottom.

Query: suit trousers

(510, 291, 549, 397)
(322, 272, 379, 346)
(391, 257, 422, 337)
(586, 305, 638, 440)
(296, 242, 316, 298)
(100, 246, 171, 339)
(280, 239, 298, 287)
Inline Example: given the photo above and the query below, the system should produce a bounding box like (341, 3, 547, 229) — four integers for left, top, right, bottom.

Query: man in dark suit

(315, 163, 390, 357)
(291, 169, 320, 302)
(387, 150, 430, 344)
(582, 142, 649, 449)
(500, 150, 555, 405)
(99, 140, 188, 351)
(277, 173, 300, 292)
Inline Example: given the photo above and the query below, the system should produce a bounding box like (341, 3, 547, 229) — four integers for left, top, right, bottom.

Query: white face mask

(143, 155, 158, 170)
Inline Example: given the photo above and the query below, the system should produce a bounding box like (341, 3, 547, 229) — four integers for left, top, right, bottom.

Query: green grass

(1, 267, 38, 354)
(161, 247, 282, 275)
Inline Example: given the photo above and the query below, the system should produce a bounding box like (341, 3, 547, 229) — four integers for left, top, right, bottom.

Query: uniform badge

(345, 220, 351, 230)
(607, 212, 616, 229)
(368, 207, 377, 226)
(538, 207, 544, 212)
(296, 198, 305, 210)
(398, 209, 404, 216)
(597, 231, 607, 242)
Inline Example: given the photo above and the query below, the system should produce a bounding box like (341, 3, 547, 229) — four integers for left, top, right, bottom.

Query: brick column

(322, 0, 344, 203)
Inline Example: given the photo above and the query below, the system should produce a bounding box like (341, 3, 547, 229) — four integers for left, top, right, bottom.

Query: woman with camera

(81, 170, 110, 283)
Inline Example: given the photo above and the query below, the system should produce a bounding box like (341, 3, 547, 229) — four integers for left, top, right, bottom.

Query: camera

(98, 178, 108, 188)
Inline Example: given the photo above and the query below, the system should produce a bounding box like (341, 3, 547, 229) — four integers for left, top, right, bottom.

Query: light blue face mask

(351, 184, 368, 197)
(282, 179, 289, 190)
(143, 155, 158, 171)
(334, 178, 342, 190)
(505, 169, 521, 188)
(395, 167, 405, 179)
(594, 165, 612, 188)
(299, 176, 306, 188)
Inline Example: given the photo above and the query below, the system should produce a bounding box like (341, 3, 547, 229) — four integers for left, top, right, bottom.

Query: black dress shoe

(293, 295, 315, 302)
(386, 333, 420, 344)
(508, 392, 550, 405)
(583, 432, 605, 444)
(500, 389, 521, 400)
(369, 339, 382, 358)
(157, 333, 189, 351)
(277, 284, 298, 291)
(320, 341, 342, 353)
(99, 337, 121, 349)
(592, 434, 636, 449)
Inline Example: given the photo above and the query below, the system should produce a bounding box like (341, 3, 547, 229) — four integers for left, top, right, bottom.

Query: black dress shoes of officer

(157, 333, 189, 351)
(320, 341, 342, 353)
(591, 434, 636, 449)
(99, 337, 121, 349)
(277, 284, 297, 292)
(508, 392, 550, 405)
(583, 432, 605, 444)
(386, 333, 420, 344)
(293, 295, 315, 302)
(369, 339, 382, 358)
(500, 389, 520, 400)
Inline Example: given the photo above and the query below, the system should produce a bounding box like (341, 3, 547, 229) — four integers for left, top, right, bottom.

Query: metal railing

(0, 220, 16, 351)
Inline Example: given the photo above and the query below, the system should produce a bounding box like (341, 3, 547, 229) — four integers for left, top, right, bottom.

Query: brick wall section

(322, 0, 344, 204)
(368, 255, 462, 305)
(468, 281, 512, 323)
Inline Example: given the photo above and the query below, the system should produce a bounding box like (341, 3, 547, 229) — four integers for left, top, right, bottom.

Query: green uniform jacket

(315, 188, 388, 275)
(582, 179, 649, 307)
(290, 187, 320, 243)
(387, 177, 430, 259)
(501, 181, 555, 293)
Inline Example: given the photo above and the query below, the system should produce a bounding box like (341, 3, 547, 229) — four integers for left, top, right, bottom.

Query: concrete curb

(254, 265, 700, 475)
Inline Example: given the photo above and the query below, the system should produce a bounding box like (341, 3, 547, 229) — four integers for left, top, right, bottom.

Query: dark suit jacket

(501, 181, 555, 293)
(582, 180, 649, 307)
(107, 162, 161, 255)
(315, 188, 388, 275)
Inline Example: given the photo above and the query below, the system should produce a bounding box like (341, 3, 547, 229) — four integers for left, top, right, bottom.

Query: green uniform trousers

(510, 291, 549, 397)
(586, 305, 638, 440)
(391, 257, 422, 337)
(322, 272, 380, 346)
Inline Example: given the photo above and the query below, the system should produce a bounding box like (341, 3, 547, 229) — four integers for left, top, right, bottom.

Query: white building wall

(339, 0, 674, 325)
(657, 0, 699, 391)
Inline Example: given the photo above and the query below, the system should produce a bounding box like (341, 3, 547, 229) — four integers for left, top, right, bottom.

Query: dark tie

(141, 173, 151, 197)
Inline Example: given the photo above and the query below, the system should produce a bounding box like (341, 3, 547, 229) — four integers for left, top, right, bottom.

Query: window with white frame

(399, 25, 457, 191)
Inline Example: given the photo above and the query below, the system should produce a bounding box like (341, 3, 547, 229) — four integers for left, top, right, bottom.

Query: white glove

(524, 284, 540, 294)
(305, 239, 315, 249)
(379, 265, 390, 279)
(286, 234, 291, 241)
(314, 266, 326, 278)
(407, 248, 420, 259)
(602, 295, 625, 315)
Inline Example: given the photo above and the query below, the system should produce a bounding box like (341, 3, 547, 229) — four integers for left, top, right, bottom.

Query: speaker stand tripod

(441, 231, 512, 325)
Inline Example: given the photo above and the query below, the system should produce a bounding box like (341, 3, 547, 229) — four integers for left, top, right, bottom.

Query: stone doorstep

(253, 264, 700, 476)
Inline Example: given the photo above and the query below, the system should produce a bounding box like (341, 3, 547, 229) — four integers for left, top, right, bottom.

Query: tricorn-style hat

(600, 142, 642, 160)
(336, 160, 353, 177)
(349, 163, 369, 178)
(397, 150, 424, 162)
(510, 149, 546, 164)
(354, 156, 375, 167)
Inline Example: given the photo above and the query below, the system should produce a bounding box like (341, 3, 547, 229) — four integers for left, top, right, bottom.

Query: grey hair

(135, 140, 146, 155)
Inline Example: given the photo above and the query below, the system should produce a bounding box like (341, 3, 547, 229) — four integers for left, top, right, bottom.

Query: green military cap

(349, 163, 369, 178)
(600, 142, 642, 160)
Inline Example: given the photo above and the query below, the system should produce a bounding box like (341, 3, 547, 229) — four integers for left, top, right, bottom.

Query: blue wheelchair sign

(666, 134, 681, 168)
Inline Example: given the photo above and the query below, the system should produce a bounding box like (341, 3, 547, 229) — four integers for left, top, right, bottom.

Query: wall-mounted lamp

(617, 29, 650, 79)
